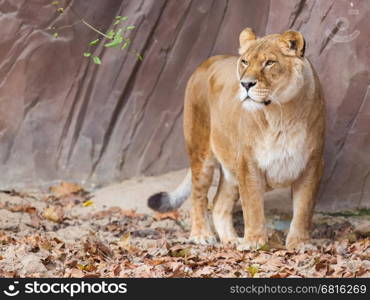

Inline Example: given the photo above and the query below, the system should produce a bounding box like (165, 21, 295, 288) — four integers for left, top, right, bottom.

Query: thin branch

(81, 19, 111, 39)
(69, 5, 112, 39)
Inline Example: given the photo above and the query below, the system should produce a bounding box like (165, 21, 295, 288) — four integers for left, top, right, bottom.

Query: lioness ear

(239, 28, 256, 55)
(279, 31, 306, 57)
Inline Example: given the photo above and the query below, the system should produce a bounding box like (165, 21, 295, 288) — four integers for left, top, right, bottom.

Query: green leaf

(92, 56, 101, 65)
(126, 25, 135, 30)
(105, 38, 122, 48)
(107, 30, 115, 39)
(116, 16, 128, 21)
(83, 52, 91, 57)
(57, 7, 64, 13)
(121, 40, 129, 50)
(105, 31, 123, 48)
(136, 53, 143, 61)
(53, 32, 59, 38)
(52, 1, 59, 5)
(113, 20, 121, 26)
(104, 41, 115, 48)
(89, 38, 100, 46)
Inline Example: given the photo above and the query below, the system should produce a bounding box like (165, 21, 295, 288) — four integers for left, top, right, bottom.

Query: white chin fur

(238, 88, 265, 111)
(242, 100, 265, 111)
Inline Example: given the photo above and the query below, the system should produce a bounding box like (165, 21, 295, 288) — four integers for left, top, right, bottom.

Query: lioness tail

(147, 170, 191, 212)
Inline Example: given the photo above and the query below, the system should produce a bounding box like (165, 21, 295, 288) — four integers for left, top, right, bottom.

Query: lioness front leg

(286, 158, 324, 250)
(237, 161, 267, 251)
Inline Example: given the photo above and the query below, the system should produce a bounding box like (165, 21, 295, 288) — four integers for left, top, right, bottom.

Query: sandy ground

(92, 169, 193, 214)
(92, 168, 292, 214)
(0, 169, 369, 278)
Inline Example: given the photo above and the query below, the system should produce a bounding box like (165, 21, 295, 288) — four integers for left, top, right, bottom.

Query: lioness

(148, 28, 325, 250)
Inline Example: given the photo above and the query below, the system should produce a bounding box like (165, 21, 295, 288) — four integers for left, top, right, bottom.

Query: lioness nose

(241, 80, 257, 91)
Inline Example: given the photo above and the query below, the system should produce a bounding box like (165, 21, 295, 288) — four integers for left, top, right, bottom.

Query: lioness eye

(241, 59, 248, 66)
(265, 60, 276, 67)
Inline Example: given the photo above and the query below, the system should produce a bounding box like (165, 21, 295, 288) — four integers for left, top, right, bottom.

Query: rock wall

(0, 0, 369, 210)
(0, 0, 269, 186)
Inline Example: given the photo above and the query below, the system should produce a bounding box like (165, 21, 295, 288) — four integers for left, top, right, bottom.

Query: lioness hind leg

(189, 155, 217, 245)
(212, 169, 239, 245)
(286, 158, 324, 250)
(184, 70, 217, 245)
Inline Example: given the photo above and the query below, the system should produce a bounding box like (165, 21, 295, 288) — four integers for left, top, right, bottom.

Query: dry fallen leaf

(7, 204, 35, 213)
(84, 235, 113, 258)
(69, 268, 84, 278)
(50, 182, 83, 198)
(117, 232, 133, 251)
(43, 206, 64, 223)
(113, 264, 121, 276)
(169, 246, 191, 258)
(144, 258, 164, 266)
(78, 263, 97, 272)
(154, 211, 180, 221)
(83, 200, 94, 207)
(121, 209, 143, 218)
(246, 264, 259, 277)
(0, 232, 15, 245)
(27, 207, 41, 228)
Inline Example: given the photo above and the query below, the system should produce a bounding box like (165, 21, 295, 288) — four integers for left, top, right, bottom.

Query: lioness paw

(189, 233, 217, 245)
(219, 237, 239, 247)
(285, 234, 313, 251)
(236, 235, 268, 251)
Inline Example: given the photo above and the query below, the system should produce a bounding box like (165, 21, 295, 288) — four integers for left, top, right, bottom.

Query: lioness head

(237, 28, 306, 111)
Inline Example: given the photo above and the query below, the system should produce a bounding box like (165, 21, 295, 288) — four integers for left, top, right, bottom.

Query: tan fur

(184, 29, 325, 250)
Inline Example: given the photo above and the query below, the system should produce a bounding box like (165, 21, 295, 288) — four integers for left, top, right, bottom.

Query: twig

(81, 19, 111, 39)
(69, 5, 112, 40)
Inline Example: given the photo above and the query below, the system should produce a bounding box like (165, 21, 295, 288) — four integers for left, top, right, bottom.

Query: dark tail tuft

(147, 192, 173, 212)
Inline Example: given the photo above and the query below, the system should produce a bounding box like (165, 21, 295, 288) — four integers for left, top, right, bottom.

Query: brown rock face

(0, 0, 369, 210)
(0, 0, 268, 187)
